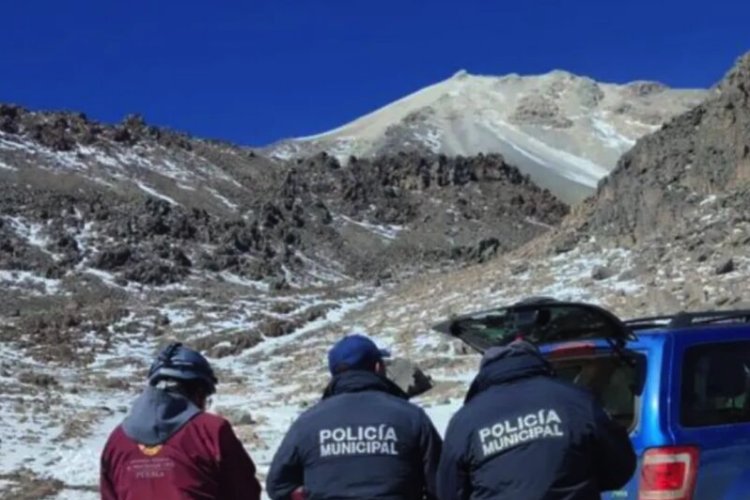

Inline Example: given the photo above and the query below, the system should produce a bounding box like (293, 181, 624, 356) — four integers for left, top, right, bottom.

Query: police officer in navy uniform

(437, 340, 636, 500)
(266, 334, 442, 500)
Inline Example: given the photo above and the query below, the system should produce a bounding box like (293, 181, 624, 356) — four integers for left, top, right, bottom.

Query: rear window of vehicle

(680, 341, 750, 427)
(446, 304, 625, 351)
(549, 353, 645, 431)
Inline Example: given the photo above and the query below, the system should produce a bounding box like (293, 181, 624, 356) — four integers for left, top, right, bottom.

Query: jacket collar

(464, 346, 552, 403)
(322, 370, 409, 400)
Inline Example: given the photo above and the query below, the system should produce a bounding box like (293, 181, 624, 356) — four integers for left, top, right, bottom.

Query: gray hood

(121, 386, 201, 446)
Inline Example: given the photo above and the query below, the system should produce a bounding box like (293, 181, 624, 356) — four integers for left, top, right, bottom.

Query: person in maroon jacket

(100, 342, 262, 500)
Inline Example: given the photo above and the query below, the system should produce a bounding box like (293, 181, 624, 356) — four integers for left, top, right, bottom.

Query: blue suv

(433, 298, 750, 500)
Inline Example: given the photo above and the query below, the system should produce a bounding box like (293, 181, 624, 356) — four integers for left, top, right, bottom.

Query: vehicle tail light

(546, 341, 597, 359)
(639, 446, 699, 500)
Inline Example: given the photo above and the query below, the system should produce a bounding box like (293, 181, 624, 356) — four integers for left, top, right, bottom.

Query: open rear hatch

(431, 297, 637, 362)
(433, 298, 643, 429)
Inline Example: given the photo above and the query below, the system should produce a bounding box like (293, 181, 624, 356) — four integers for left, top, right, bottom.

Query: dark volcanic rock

(0, 105, 193, 152)
(591, 265, 615, 281)
(94, 247, 133, 270)
(386, 358, 433, 397)
(0, 104, 569, 289)
(204, 332, 264, 358)
(124, 260, 188, 286)
(511, 262, 530, 275)
(584, 51, 750, 242)
(18, 372, 59, 388)
(715, 258, 735, 275)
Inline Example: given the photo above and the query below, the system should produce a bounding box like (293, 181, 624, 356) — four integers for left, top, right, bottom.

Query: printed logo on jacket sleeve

(319, 425, 399, 457)
(478, 409, 565, 457)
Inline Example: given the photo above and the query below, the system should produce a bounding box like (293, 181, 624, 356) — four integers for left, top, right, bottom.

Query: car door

(670, 329, 750, 499)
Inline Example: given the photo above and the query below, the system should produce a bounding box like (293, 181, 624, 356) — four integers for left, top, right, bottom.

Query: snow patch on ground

(82, 268, 123, 288)
(524, 217, 555, 230)
(292, 252, 350, 285)
(338, 215, 403, 240)
(423, 400, 462, 436)
(0, 270, 63, 295)
(207, 188, 240, 211)
(591, 117, 636, 148)
(417, 129, 442, 153)
(134, 181, 179, 205)
(624, 119, 661, 132)
(268, 145, 296, 161)
(220, 272, 270, 291)
(0, 135, 40, 154)
(4, 216, 56, 256)
(504, 124, 610, 187)
(700, 194, 718, 206)
(0, 159, 17, 171)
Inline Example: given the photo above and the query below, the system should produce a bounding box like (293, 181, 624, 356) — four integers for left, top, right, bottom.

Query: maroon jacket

(101, 389, 261, 500)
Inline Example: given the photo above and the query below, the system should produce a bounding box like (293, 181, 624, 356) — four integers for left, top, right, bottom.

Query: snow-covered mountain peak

(451, 68, 470, 79)
(265, 70, 707, 203)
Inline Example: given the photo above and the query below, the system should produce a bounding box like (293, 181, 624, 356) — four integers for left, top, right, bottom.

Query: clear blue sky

(2, 0, 748, 146)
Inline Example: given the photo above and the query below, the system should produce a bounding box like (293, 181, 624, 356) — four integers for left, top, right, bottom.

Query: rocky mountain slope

(580, 51, 750, 245)
(0, 105, 566, 294)
(265, 70, 707, 203)
(0, 103, 570, 371)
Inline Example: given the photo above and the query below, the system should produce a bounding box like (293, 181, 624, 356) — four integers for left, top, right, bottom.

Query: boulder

(386, 358, 433, 398)
(553, 233, 578, 254)
(715, 258, 735, 275)
(19, 372, 59, 388)
(591, 265, 615, 281)
(93, 247, 133, 270)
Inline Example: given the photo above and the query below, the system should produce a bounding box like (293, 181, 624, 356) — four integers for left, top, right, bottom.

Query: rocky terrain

(580, 52, 750, 243)
(265, 69, 707, 203)
(0, 106, 566, 291)
(0, 102, 567, 498)
(1, 51, 749, 499)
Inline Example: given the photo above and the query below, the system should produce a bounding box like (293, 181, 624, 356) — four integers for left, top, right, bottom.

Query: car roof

(623, 310, 750, 332)
(541, 323, 750, 354)
(632, 323, 750, 337)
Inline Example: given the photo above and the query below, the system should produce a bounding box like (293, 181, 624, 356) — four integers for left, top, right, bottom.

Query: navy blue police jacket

(266, 370, 442, 500)
(437, 345, 636, 500)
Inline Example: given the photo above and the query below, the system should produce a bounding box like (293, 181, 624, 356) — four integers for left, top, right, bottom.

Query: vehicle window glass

(681, 341, 750, 427)
(448, 304, 623, 351)
(550, 354, 643, 431)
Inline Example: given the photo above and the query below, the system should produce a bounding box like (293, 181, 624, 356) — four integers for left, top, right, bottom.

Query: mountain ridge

(0, 102, 570, 294)
(263, 69, 707, 203)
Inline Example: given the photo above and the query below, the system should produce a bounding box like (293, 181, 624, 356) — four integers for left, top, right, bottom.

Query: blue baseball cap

(327, 334, 391, 374)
